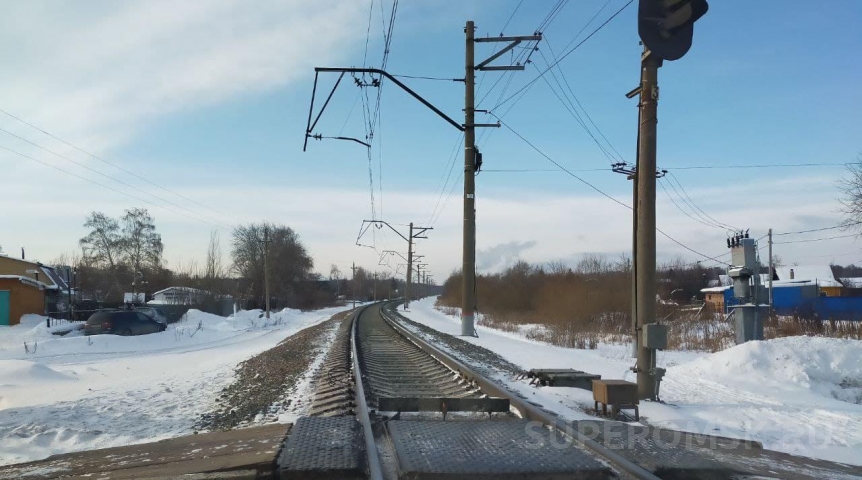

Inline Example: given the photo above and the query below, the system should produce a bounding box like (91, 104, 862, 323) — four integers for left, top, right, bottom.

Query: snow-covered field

(402, 297, 862, 466)
(0, 305, 351, 466)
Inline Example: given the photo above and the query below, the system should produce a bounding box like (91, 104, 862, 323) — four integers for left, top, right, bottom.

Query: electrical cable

(493, 115, 732, 266)
(0, 126, 233, 230)
(773, 233, 857, 245)
(0, 144, 228, 230)
(0, 108, 237, 225)
(492, 0, 634, 111)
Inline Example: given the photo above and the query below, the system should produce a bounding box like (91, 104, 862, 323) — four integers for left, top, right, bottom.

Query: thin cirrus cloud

(0, 0, 366, 155)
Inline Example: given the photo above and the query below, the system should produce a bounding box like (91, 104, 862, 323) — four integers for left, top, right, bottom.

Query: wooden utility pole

(636, 48, 660, 400)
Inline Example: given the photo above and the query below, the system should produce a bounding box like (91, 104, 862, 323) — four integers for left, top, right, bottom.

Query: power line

(494, 115, 732, 266)
(664, 162, 851, 170)
(390, 74, 462, 82)
(0, 108, 237, 225)
(0, 126, 233, 230)
(540, 37, 625, 163)
(499, 0, 524, 34)
(492, 0, 634, 111)
(774, 221, 862, 236)
(0, 144, 228, 230)
(531, 57, 617, 165)
(773, 233, 857, 245)
(659, 180, 728, 231)
(665, 171, 738, 231)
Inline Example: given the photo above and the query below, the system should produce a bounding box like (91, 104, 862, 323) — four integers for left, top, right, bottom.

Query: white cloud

(0, 0, 366, 153)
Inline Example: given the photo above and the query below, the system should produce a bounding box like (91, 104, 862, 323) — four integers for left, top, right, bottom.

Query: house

(701, 285, 731, 313)
(150, 286, 211, 305)
(704, 264, 862, 320)
(149, 286, 234, 316)
(0, 254, 70, 326)
(773, 266, 844, 296)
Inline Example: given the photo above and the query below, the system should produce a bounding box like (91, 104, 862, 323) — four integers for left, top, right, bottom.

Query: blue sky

(1, 0, 860, 281)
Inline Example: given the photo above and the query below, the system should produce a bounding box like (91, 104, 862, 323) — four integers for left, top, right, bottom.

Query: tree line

(56, 209, 406, 312)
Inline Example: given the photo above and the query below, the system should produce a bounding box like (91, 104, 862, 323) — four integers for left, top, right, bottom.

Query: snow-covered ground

(0, 305, 352, 466)
(402, 297, 862, 466)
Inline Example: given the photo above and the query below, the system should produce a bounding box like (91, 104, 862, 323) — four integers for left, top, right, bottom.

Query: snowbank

(402, 297, 862, 466)
(0, 304, 353, 466)
(671, 336, 862, 405)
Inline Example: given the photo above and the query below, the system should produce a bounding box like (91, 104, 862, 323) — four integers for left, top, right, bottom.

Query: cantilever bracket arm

(304, 67, 464, 152)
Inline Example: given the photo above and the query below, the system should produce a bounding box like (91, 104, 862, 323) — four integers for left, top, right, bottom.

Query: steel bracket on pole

(474, 35, 542, 72)
(303, 67, 464, 151)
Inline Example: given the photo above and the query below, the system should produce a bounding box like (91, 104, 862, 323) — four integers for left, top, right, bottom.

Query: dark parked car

(84, 310, 167, 336)
(134, 307, 169, 326)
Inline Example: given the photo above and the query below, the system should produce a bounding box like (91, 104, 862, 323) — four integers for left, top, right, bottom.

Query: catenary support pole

(462, 20, 477, 336)
(406, 222, 414, 310)
(631, 173, 638, 358)
(636, 48, 660, 400)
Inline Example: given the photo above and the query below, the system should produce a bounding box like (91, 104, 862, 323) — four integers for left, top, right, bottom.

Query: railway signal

(631, 0, 708, 400)
(638, 0, 709, 61)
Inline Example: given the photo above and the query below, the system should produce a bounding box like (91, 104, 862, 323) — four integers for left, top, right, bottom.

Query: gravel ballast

(197, 310, 354, 431)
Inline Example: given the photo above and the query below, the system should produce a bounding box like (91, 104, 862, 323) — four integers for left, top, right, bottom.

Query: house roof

(775, 265, 842, 287)
(841, 277, 862, 288)
(701, 285, 732, 293)
(152, 286, 208, 296)
(0, 254, 68, 290)
(0, 275, 50, 289)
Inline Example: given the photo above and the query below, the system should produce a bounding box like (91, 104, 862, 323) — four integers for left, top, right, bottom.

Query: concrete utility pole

(768, 228, 774, 309)
(262, 227, 272, 319)
(406, 222, 414, 309)
(461, 22, 541, 336)
(359, 220, 429, 310)
(352, 262, 357, 309)
(462, 21, 477, 336)
(636, 48, 661, 401)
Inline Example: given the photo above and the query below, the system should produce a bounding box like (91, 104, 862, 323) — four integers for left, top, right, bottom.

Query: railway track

(279, 302, 862, 480)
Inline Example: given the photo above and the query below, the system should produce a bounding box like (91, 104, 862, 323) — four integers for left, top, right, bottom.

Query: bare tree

(231, 222, 314, 309)
(120, 208, 163, 277)
(839, 153, 862, 230)
(80, 212, 121, 269)
(546, 260, 569, 275)
(205, 230, 223, 281)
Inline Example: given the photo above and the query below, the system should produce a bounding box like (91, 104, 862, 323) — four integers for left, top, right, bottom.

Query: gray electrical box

(642, 324, 668, 350)
(731, 238, 757, 267)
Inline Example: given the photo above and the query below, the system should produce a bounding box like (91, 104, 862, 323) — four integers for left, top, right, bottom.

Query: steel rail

(350, 305, 384, 480)
(378, 303, 662, 480)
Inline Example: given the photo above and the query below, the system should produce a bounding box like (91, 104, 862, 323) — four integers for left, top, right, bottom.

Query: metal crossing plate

(385, 420, 613, 479)
(378, 396, 509, 413)
(277, 416, 366, 479)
